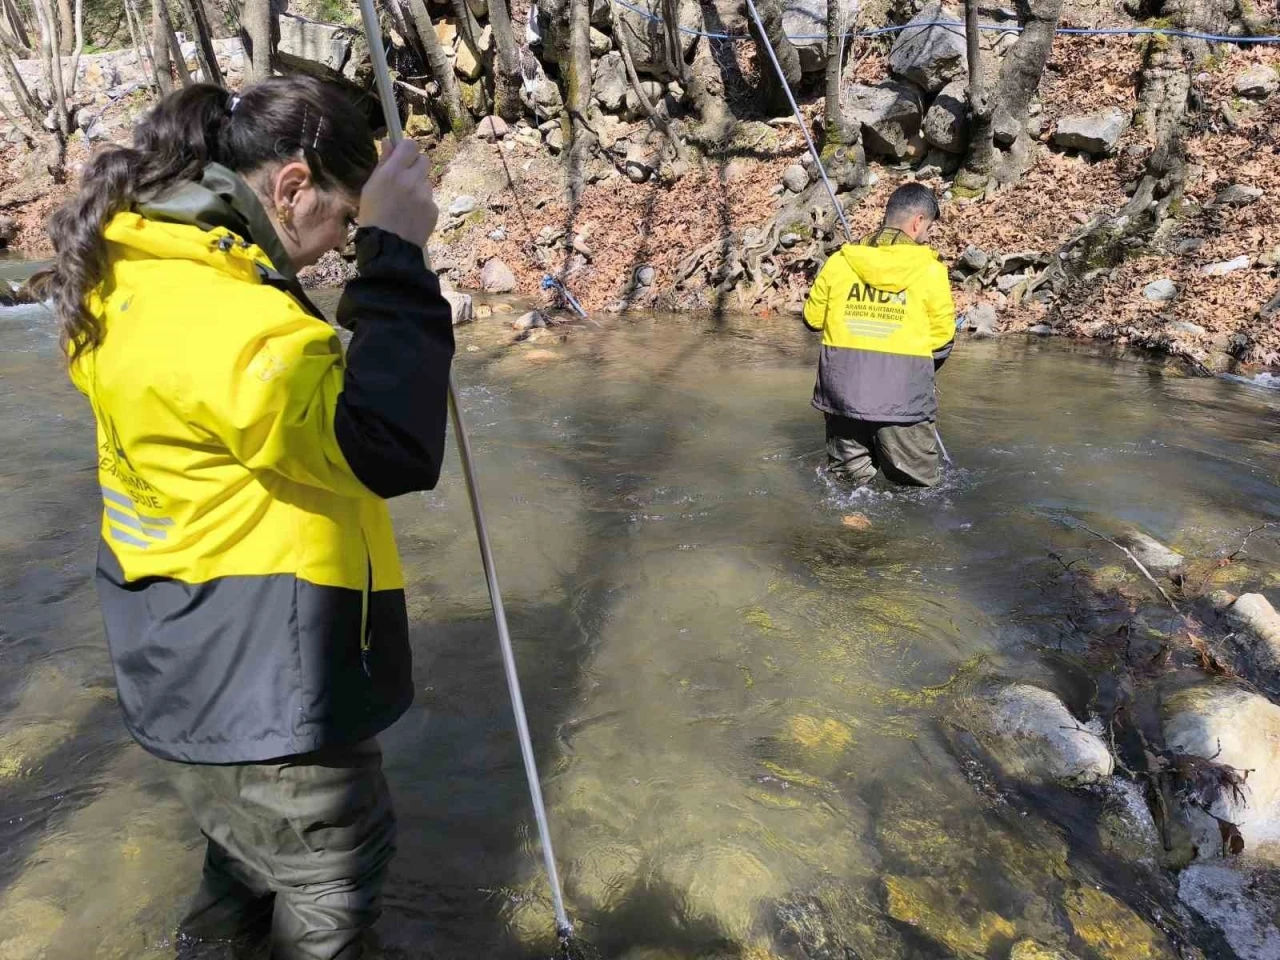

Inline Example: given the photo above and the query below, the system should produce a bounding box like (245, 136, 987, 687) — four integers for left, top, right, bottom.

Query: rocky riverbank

(1, 1, 1278, 378)
(936, 523, 1280, 959)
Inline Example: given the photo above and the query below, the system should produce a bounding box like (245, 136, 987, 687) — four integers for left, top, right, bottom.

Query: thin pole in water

(743, 0, 956, 468)
(353, 0, 574, 942)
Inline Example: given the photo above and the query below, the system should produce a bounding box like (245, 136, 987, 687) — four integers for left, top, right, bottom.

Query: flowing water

(2, 294, 1279, 960)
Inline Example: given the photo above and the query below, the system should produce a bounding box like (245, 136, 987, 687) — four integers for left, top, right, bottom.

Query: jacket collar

(862, 227, 917, 248)
(132, 163, 329, 319)
(136, 163, 297, 282)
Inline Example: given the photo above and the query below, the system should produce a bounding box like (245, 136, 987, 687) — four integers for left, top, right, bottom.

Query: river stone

(1115, 530, 1184, 577)
(888, 1, 967, 94)
(965, 303, 998, 338)
(624, 143, 656, 183)
(614, 0, 703, 81)
(592, 51, 627, 113)
(476, 115, 509, 140)
(844, 80, 926, 161)
(783, 0, 859, 73)
(1179, 861, 1280, 960)
(968, 684, 1114, 786)
(277, 16, 352, 73)
(923, 79, 969, 153)
(1224, 593, 1280, 692)
(443, 289, 473, 326)
(1202, 255, 1252, 277)
(960, 245, 989, 271)
(1169, 320, 1207, 337)
(513, 310, 548, 331)
(588, 26, 612, 56)
(1143, 278, 1178, 302)
(782, 163, 810, 193)
(447, 194, 478, 217)
(635, 265, 655, 287)
(1053, 107, 1130, 156)
(1235, 65, 1280, 99)
(624, 81, 666, 121)
(1214, 183, 1263, 208)
(454, 38, 483, 81)
(1164, 685, 1280, 863)
(479, 258, 517, 293)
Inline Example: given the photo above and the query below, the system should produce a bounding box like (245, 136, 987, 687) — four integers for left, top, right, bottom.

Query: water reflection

(0, 302, 1276, 958)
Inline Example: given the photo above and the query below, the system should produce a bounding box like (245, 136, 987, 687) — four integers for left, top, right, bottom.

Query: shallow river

(1, 294, 1278, 960)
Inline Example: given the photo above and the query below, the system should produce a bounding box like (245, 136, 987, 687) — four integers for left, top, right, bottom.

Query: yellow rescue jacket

(804, 229, 955, 423)
(70, 165, 455, 763)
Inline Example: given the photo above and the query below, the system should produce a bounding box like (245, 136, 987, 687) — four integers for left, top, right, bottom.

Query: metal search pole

(354, 0, 574, 941)
(743, 0, 954, 466)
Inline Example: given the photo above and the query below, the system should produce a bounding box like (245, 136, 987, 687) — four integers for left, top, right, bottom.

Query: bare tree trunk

(404, 0, 472, 134)
(0, 47, 41, 135)
(487, 0, 524, 120)
(450, 0, 482, 66)
(820, 0, 864, 189)
(959, 0, 1061, 190)
(152, 0, 173, 91)
(33, 0, 69, 132)
(613, 0, 689, 163)
(748, 0, 800, 116)
(160, 0, 193, 87)
(2, 0, 29, 49)
(177, 0, 223, 86)
(61, 0, 83, 101)
(563, 0, 596, 201)
(56, 0, 72, 54)
(240, 0, 274, 82)
(126, 0, 161, 89)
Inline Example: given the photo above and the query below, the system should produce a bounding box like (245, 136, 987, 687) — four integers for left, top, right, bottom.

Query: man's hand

(358, 139, 439, 248)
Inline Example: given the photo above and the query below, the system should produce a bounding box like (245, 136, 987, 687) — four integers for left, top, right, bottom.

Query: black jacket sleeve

(333, 227, 455, 498)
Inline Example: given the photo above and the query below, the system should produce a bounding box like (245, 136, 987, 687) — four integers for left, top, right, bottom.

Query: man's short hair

(883, 183, 940, 226)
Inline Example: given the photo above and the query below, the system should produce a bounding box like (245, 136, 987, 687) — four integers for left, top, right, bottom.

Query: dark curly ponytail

(31, 76, 378, 359)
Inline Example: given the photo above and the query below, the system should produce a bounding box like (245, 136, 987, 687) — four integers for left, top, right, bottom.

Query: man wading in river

(32, 78, 453, 959)
(804, 183, 956, 487)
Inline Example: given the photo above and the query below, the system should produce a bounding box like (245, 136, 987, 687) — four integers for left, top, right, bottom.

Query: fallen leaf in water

(841, 513, 872, 530)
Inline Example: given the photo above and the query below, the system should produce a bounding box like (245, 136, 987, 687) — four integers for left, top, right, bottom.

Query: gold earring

(277, 205, 293, 227)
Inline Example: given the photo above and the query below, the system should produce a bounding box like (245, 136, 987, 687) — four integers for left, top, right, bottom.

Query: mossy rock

(1063, 885, 1176, 959)
(883, 874, 1017, 958)
(1012, 941, 1082, 960)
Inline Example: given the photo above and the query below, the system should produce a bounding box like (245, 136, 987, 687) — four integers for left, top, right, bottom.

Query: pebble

(1028, 324, 1054, 335)
(779, 233, 801, 249)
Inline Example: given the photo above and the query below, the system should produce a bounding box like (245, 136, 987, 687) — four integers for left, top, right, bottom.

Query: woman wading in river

(31, 78, 454, 959)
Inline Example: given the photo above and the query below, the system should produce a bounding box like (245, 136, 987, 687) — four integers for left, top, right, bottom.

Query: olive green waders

(824, 413, 941, 488)
(170, 739, 394, 960)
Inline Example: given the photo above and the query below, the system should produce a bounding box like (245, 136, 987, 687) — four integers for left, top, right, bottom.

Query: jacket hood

(101, 163, 326, 319)
(839, 236, 940, 293)
(133, 162, 296, 278)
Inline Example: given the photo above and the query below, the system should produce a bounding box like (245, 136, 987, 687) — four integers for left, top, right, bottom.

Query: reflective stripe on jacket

(803, 229, 955, 423)
(70, 165, 455, 763)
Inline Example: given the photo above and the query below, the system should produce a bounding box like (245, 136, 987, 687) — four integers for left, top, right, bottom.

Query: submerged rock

(1010, 942, 1082, 960)
(963, 683, 1114, 786)
(1063, 885, 1177, 959)
(1115, 530, 1184, 578)
(884, 874, 1015, 957)
(1163, 685, 1280, 862)
(1179, 860, 1280, 960)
